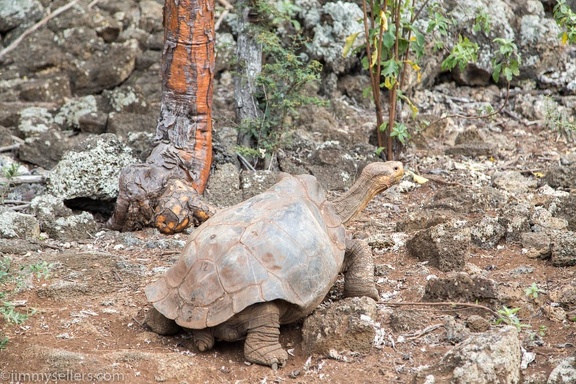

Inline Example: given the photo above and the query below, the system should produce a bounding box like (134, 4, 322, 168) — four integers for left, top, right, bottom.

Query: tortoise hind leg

(145, 307, 182, 335)
(243, 302, 288, 368)
(342, 238, 379, 301)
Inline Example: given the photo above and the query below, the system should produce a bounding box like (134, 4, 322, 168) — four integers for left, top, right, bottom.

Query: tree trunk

(107, 0, 216, 234)
(233, 0, 263, 168)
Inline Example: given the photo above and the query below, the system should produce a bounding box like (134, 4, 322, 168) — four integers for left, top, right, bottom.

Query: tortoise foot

(343, 284, 379, 301)
(243, 302, 287, 368)
(244, 336, 288, 368)
(193, 329, 215, 352)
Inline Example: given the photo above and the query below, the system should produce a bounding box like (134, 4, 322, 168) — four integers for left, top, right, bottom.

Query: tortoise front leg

(243, 302, 288, 369)
(342, 238, 379, 301)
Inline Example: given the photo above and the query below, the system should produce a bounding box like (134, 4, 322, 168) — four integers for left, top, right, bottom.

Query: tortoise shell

(145, 173, 346, 329)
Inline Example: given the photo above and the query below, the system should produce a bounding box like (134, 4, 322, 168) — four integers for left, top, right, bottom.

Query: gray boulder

(302, 296, 378, 355)
(547, 357, 576, 384)
(30, 194, 97, 240)
(47, 134, 137, 201)
(0, 210, 40, 239)
(406, 220, 471, 272)
(0, 0, 44, 32)
(297, 0, 364, 74)
(423, 272, 498, 303)
(551, 231, 576, 267)
(471, 216, 506, 249)
(414, 326, 521, 384)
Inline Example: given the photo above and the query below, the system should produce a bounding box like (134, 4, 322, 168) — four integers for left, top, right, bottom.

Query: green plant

(524, 282, 544, 300)
(344, 0, 427, 160)
(495, 306, 530, 332)
(554, 0, 576, 45)
(0, 162, 19, 202)
(235, 1, 325, 169)
(538, 325, 548, 337)
(0, 257, 52, 348)
(544, 96, 576, 142)
(345, 1, 525, 160)
(440, 35, 479, 72)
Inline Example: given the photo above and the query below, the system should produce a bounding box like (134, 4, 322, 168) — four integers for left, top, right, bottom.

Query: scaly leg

(342, 238, 379, 300)
(243, 302, 288, 369)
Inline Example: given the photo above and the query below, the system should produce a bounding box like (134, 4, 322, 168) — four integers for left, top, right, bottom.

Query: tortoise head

(332, 161, 404, 224)
(360, 161, 404, 194)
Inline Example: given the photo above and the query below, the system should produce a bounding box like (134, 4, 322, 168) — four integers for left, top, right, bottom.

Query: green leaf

(383, 30, 396, 49)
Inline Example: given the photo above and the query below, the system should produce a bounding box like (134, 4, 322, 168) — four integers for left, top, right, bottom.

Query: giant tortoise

(145, 161, 404, 368)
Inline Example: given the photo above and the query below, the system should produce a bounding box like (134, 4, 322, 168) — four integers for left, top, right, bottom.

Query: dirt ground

(1, 119, 576, 383)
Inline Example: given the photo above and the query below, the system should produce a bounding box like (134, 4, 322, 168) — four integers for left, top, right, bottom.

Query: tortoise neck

(332, 176, 381, 224)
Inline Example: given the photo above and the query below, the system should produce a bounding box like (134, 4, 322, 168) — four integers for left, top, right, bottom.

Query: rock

(465, 315, 491, 332)
(454, 128, 484, 145)
(72, 39, 140, 94)
(0, 0, 44, 32)
(18, 75, 72, 103)
(125, 131, 155, 162)
(31, 195, 97, 240)
(396, 210, 452, 232)
(18, 130, 86, 169)
(337, 74, 374, 109)
(445, 142, 496, 157)
(0, 210, 40, 239)
(78, 111, 108, 134)
(47, 133, 137, 201)
(470, 216, 506, 249)
(54, 96, 99, 130)
(139, 0, 163, 33)
(307, 144, 359, 191)
(212, 126, 240, 167)
(389, 310, 431, 333)
(423, 272, 498, 302)
(531, 206, 568, 232)
(543, 164, 576, 190)
(240, 170, 277, 200)
(0, 239, 41, 254)
(214, 33, 236, 73)
(0, 126, 13, 146)
(444, 316, 471, 344)
(406, 220, 471, 272)
(520, 232, 551, 259)
(298, 0, 363, 74)
(556, 195, 576, 231)
(102, 86, 148, 113)
(17, 107, 55, 138)
(302, 296, 377, 355)
(551, 231, 576, 267)
(492, 171, 538, 194)
(549, 284, 576, 308)
(106, 111, 156, 139)
(426, 185, 508, 213)
(547, 357, 576, 384)
(499, 203, 532, 242)
(204, 163, 242, 208)
(49, 212, 98, 240)
(413, 326, 521, 384)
